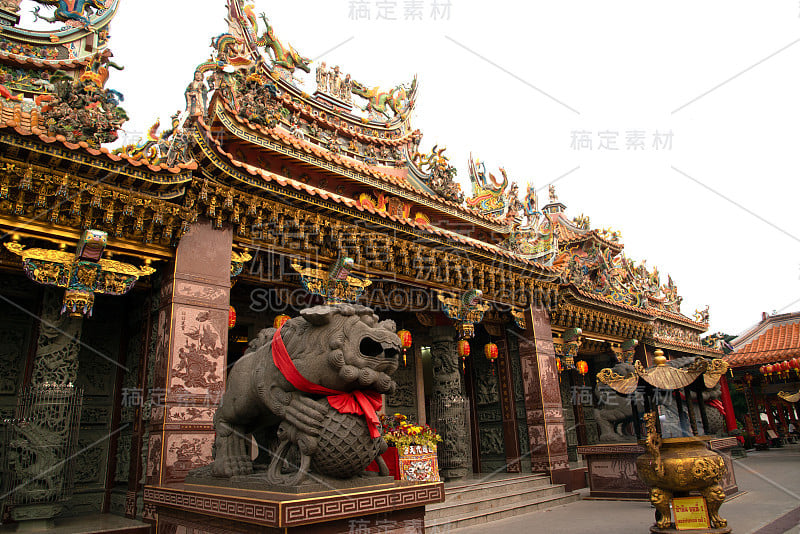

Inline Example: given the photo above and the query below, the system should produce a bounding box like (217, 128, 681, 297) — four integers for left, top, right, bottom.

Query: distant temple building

(725, 312, 800, 447)
(0, 0, 731, 530)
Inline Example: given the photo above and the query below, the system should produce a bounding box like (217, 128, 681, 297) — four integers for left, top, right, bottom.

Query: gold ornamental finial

(654, 349, 667, 366)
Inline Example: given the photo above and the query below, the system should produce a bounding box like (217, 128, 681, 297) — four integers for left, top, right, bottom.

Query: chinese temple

(0, 1, 737, 531)
(724, 312, 800, 448)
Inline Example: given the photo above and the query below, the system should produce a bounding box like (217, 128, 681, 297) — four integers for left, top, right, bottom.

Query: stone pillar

(429, 325, 469, 480)
(145, 220, 232, 490)
(520, 306, 569, 479)
(414, 344, 426, 425)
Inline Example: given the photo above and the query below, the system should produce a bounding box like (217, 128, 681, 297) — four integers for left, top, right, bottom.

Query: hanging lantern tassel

(397, 329, 413, 367)
(458, 339, 471, 374)
(484, 342, 499, 376)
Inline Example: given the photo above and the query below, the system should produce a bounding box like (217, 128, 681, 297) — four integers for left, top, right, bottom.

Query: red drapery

(272, 327, 382, 438)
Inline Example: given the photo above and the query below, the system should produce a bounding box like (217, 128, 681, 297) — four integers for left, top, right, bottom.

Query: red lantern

(273, 314, 290, 329)
(766, 364, 774, 375)
(759, 365, 766, 375)
(457, 340, 471, 358)
(790, 358, 799, 369)
(457, 340, 470, 374)
(576, 360, 589, 375)
(228, 306, 236, 329)
(484, 342, 499, 363)
(397, 329, 412, 366)
(556, 358, 564, 373)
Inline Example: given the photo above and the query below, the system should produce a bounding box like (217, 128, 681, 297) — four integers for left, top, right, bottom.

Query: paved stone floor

(449, 445, 800, 534)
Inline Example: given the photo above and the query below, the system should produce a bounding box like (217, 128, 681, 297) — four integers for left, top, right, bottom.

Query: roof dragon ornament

(31, 0, 106, 28)
(465, 154, 508, 217)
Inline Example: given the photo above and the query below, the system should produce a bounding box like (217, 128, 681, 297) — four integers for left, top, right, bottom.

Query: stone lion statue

(210, 303, 400, 484)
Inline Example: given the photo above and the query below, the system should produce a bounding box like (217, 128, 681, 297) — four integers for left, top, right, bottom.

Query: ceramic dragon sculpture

(31, 0, 106, 27)
(255, 13, 311, 73)
(465, 154, 509, 217)
(350, 76, 417, 120)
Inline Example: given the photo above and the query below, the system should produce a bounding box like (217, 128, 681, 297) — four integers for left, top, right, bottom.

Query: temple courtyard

(448, 444, 800, 534)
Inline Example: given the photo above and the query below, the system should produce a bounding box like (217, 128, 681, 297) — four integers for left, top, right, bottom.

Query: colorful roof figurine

(725, 312, 800, 368)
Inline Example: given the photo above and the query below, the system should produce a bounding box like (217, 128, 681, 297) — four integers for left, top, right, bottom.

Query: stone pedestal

(578, 437, 739, 500)
(144, 481, 444, 533)
(578, 443, 649, 499)
(145, 220, 232, 499)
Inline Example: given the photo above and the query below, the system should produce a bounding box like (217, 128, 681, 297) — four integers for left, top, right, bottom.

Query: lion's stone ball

(310, 400, 387, 479)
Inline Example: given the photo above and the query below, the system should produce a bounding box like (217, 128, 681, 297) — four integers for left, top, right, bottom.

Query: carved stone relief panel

(33, 289, 82, 385)
(163, 432, 214, 484)
(168, 306, 226, 401)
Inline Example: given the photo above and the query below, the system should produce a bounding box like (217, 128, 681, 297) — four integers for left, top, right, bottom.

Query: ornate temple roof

(725, 312, 800, 367)
(0, 0, 714, 348)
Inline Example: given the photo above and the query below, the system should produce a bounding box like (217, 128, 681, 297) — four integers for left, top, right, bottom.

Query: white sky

(18, 0, 800, 337)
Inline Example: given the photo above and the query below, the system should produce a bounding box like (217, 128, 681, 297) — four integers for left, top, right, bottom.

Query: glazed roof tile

(570, 286, 655, 315)
(649, 334, 723, 354)
(653, 308, 708, 329)
(725, 321, 800, 367)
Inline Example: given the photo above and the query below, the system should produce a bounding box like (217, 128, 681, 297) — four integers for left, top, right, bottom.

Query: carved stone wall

(32, 288, 82, 386)
(471, 333, 505, 473)
(386, 354, 418, 423)
(560, 376, 578, 463)
(64, 296, 125, 517)
(506, 332, 531, 473)
(0, 278, 38, 482)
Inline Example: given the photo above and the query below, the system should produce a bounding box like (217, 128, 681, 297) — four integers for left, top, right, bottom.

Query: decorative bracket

(291, 257, 371, 304)
(437, 289, 489, 339)
(5, 229, 155, 317)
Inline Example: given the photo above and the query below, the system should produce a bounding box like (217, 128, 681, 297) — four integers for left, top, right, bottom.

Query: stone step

(425, 491, 581, 532)
(429, 475, 553, 507)
(443, 474, 551, 496)
(426, 483, 568, 520)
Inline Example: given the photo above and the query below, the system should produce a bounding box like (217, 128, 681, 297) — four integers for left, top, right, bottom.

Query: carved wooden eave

(644, 338, 723, 358)
(206, 102, 508, 234)
(0, 132, 196, 257)
(192, 125, 552, 272)
(651, 308, 710, 332)
(551, 292, 653, 343)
